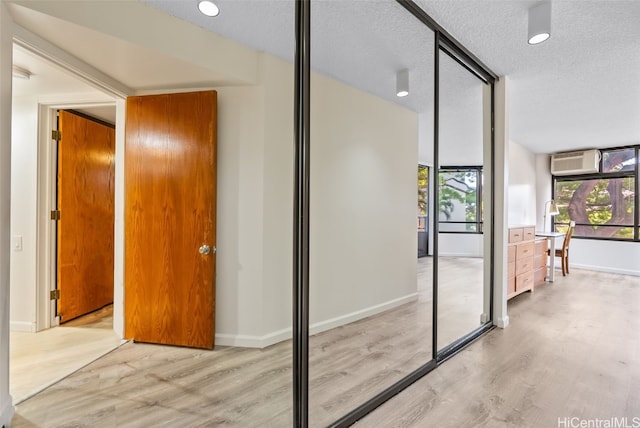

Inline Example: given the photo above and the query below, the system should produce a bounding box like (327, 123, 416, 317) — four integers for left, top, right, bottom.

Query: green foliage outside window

(418, 165, 428, 216)
(438, 169, 481, 232)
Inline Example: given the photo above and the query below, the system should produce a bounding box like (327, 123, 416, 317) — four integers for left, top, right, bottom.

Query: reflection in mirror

(436, 49, 491, 351)
(308, 1, 434, 425)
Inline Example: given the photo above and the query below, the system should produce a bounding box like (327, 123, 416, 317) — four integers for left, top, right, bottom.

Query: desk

(535, 231, 565, 282)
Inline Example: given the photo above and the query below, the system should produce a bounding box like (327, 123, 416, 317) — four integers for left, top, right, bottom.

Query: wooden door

(124, 91, 217, 350)
(57, 110, 115, 322)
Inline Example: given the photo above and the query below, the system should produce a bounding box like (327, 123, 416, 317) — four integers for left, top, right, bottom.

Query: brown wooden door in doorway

(124, 91, 217, 350)
(57, 110, 115, 322)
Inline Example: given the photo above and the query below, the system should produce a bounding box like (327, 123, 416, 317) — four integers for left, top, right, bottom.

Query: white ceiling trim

(12, 23, 132, 99)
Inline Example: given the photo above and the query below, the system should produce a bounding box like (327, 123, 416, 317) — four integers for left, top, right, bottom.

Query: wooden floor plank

(11, 266, 639, 427)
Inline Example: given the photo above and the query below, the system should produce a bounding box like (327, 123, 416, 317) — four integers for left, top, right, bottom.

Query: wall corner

(492, 76, 510, 328)
(1, 1, 15, 425)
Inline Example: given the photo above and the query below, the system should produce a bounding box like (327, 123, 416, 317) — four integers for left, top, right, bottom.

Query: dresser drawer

(508, 261, 516, 278)
(509, 228, 524, 243)
(523, 227, 536, 241)
(535, 253, 547, 269)
(534, 266, 547, 285)
(516, 256, 534, 275)
(534, 238, 548, 255)
(516, 271, 534, 292)
(516, 242, 535, 260)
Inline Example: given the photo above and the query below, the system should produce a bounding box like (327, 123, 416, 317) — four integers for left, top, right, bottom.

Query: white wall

(9, 96, 38, 332)
(570, 240, 640, 276)
(418, 111, 433, 166)
(215, 54, 419, 346)
(214, 84, 268, 345)
(0, 1, 15, 425)
(439, 234, 484, 257)
(309, 70, 418, 330)
(259, 55, 293, 338)
(535, 153, 552, 231)
(493, 77, 509, 329)
(507, 140, 537, 226)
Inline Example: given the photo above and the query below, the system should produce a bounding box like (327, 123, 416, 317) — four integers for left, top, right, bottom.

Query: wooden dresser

(507, 225, 548, 300)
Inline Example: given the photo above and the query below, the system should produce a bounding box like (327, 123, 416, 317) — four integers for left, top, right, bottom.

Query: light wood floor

(12, 267, 639, 427)
(10, 305, 122, 404)
(357, 268, 640, 427)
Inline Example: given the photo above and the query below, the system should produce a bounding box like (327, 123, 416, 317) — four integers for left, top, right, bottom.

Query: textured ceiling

(10, 0, 640, 155)
(145, 0, 640, 154)
(416, 0, 640, 153)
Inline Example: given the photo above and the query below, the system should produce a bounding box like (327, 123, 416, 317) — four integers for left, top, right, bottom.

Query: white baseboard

(0, 396, 14, 428)
(494, 315, 509, 328)
(570, 263, 640, 277)
(309, 293, 418, 337)
(439, 252, 483, 258)
(10, 321, 36, 333)
(215, 293, 419, 349)
(215, 328, 291, 349)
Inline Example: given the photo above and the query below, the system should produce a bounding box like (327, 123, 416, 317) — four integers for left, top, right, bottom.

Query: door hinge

(51, 130, 61, 141)
(50, 289, 60, 300)
(50, 210, 61, 220)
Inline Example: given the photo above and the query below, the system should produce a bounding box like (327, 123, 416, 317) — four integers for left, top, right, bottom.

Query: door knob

(199, 244, 211, 255)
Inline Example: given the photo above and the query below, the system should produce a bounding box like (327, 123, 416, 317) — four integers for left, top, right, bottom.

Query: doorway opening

(9, 42, 123, 404)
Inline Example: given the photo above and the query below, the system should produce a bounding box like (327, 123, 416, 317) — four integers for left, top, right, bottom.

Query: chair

(555, 221, 575, 276)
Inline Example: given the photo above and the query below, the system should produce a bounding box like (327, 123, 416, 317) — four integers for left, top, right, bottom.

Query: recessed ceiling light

(198, 0, 220, 17)
(12, 65, 31, 80)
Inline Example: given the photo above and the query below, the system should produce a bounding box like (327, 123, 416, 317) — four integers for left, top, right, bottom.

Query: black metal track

(397, 0, 498, 84)
(432, 30, 440, 363)
(293, 0, 311, 426)
(329, 360, 438, 428)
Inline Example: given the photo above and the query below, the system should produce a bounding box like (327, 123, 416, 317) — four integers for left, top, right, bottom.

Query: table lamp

(544, 199, 559, 232)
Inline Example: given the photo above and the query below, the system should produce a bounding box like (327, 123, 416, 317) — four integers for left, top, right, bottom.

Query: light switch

(13, 235, 22, 252)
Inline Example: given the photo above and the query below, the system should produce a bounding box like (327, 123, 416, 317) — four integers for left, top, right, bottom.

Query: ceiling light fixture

(12, 65, 31, 80)
(198, 0, 220, 17)
(528, 2, 551, 45)
(396, 69, 409, 97)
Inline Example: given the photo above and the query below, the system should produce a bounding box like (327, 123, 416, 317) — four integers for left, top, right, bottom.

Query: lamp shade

(528, 2, 551, 45)
(396, 69, 409, 97)
(548, 200, 559, 215)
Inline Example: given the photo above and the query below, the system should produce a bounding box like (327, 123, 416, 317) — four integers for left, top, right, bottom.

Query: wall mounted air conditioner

(550, 149, 601, 176)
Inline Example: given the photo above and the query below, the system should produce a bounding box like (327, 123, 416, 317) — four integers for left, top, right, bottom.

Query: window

(438, 167, 482, 233)
(418, 164, 428, 230)
(554, 146, 639, 241)
(418, 165, 429, 257)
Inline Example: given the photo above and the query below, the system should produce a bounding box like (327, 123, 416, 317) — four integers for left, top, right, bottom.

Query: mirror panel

(308, 2, 435, 425)
(436, 49, 491, 351)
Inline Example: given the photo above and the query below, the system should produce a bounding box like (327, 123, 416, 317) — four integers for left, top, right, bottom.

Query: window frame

(552, 145, 639, 242)
(437, 165, 483, 234)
